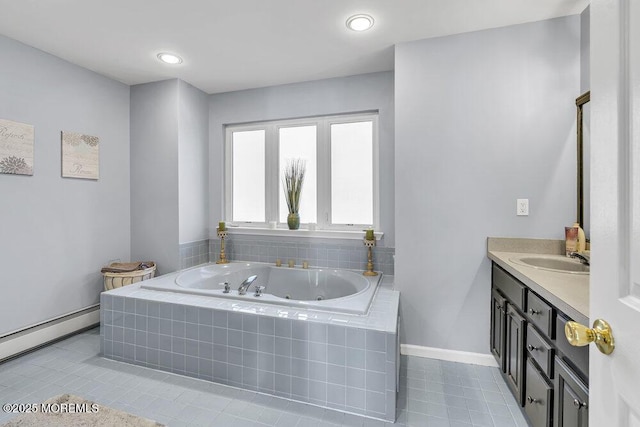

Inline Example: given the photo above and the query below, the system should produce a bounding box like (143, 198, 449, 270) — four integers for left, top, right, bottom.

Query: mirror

(576, 91, 590, 240)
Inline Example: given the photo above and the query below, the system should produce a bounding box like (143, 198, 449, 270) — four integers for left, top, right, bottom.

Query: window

(231, 129, 265, 222)
(225, 112, 379, 230)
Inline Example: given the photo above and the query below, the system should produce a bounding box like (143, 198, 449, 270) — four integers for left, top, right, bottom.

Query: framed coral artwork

(0, 118, 34, 176)
(61, 131, 99, 180)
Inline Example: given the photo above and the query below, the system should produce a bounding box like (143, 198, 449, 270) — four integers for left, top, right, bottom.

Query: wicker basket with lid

(102, 262, 156, 291)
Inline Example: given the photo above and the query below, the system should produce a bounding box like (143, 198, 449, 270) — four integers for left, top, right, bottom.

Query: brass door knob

(565, 319, 615, 355)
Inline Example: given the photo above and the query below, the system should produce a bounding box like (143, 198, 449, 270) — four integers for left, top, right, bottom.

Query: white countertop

(487, 239, 589, 325)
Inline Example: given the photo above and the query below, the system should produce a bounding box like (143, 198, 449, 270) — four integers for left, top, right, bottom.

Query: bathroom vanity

(487, 238, 589, 427)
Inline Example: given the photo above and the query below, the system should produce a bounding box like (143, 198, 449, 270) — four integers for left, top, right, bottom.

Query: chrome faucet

(569, 252, 590, 266)
(238, 275, 258, 295)
(222, 281, 231, 293)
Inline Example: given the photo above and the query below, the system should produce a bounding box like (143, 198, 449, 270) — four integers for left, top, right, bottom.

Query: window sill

(212, 227, 384, 241)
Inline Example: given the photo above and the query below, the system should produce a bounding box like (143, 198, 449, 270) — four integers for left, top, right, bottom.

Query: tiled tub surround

(180, 240, 210, 269)
(100, 273, 399, 421)
(210, 234, 395, 276)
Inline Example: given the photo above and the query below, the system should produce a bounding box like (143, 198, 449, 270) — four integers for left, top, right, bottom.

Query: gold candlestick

(216, 228, 229, 264)
(363, 238, 378, 276)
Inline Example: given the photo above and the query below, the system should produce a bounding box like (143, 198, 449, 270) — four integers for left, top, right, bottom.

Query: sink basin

(509, 255, 589, 274)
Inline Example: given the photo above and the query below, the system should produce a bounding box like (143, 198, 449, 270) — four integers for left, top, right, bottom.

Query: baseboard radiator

(0, 305, 100, 363)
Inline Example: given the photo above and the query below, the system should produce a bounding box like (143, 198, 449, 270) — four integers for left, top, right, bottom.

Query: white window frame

(224, 111, 380, 232)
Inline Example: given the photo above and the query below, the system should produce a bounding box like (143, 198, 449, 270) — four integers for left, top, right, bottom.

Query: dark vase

(287, 213, 300, 230)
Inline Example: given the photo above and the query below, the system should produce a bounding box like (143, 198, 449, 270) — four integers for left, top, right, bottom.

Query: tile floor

(0, 328, 527, 426)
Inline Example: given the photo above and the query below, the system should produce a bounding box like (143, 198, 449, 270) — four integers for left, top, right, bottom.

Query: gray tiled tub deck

(100, 268, 400, 421)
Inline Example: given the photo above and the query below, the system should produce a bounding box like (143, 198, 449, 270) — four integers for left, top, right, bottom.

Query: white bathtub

(140, 262, 382, 315)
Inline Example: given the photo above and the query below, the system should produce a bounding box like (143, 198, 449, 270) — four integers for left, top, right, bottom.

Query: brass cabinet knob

(565, 318, 615, 355)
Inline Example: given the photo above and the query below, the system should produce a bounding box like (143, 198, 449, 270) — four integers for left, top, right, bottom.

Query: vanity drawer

(525, 358, 553, 427)
(527, 323, 554, 379)
(555, 314, 589, 382)
(527, 292, 555, 338)
(493, 264, 526, 311)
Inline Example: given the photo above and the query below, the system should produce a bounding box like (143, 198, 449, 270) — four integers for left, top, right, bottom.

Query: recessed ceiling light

(346, 14, 374, 32)
(157, 53, 183, 64)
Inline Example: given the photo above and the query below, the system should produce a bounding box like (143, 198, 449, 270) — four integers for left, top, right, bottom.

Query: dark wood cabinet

(555, 314, 589, 382)
(527, 291, 555, 338)
(525, 357, 553, 427)
(527, 323, 554, 379)
(490, 289, 506, 371)
(491, 262, 589, 427)
(505, 303, 526, 405)
(554, 357, 589, 427)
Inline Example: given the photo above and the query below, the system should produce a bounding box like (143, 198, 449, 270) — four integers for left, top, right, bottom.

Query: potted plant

(282, 159, 306, 230)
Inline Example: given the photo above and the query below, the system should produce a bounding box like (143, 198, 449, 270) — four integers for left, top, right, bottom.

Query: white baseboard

(401, 344, 499, 367)
(0, 305, 100, 362)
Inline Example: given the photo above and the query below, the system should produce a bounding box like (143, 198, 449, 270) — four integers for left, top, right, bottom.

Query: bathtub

(101, 261, 399, 421)
(141, 262, 382, 315)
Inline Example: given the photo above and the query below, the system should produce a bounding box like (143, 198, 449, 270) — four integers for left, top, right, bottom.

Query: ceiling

(0, 0, 588, 94)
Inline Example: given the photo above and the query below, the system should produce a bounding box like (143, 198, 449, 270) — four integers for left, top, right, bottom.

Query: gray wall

(0, 35, 130, 336)
(580, 6, 590, 93)
(131, 79, 209, 275)
(209, 72, 395, 247)
(178, 80, 209, 244)
(395, 16, 580, 353)
(130, 80, 180, 275)
(580, 6, 591, 237)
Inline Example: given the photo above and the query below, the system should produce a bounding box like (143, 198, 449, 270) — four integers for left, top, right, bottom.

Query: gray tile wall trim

(100, 292, 397, 421)
(180, 240, 210, 269)
(209, 235, 395, 275)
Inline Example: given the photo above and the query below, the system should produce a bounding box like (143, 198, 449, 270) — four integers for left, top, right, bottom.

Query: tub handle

(254, 285, 266, 297)
(222, 281, 231, 293)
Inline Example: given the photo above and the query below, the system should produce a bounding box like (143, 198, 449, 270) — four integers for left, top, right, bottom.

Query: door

(590, 0, 640, 425)
(490, 290, 506, 371)
(505, 303, 525, 406)
(555, 357, 588, 427)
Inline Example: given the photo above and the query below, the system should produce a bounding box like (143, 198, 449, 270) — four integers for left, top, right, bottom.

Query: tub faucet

(238, 275, 258, 295)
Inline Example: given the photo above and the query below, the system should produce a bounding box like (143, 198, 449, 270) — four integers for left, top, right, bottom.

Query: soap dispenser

(573, 222, 586, 252)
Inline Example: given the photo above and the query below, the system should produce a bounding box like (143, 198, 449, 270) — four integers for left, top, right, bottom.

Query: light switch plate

(517, 199, 529, 216)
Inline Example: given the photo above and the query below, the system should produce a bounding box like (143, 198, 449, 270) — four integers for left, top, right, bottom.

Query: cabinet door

(505, 303, 526, 406)
(525, 358, 553, 427)
(554, 357, 588, 427)
(554, 314, 589, 382)
(490, 290, 506, 371)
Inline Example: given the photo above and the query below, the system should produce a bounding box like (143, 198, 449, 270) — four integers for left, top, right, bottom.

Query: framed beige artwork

(0, 118, 34, 176)
(61, 131, 99, 180)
